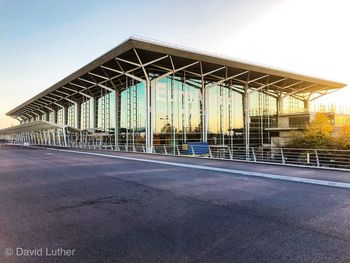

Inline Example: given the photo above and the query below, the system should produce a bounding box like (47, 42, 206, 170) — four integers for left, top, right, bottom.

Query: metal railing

(4, 138, 350, 170)
(74, 141, 350, 170)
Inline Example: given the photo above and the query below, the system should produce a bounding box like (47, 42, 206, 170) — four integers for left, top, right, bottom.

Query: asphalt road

(0, 145, 350, 263)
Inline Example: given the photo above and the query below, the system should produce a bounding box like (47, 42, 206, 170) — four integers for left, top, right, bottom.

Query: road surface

(0, 145, 350, 262)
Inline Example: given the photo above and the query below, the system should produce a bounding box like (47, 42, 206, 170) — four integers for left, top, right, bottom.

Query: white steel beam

(153, 61, 199, 82)
(309, 88, 339, 101)
(283, 84, 318, 97)
(206, 71, 249, 89)
(247, 74, 270, 84)
(100, 65, 145, 83)
(133, 48, 149, 82)
(203, 66, 226, 77)
(250, 78, 287, 93)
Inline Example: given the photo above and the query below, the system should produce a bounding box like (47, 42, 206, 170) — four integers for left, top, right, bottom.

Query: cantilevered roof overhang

(0, 120, 63, 135)
(7, 36, 346, 119)
(0, 120, 82, 136)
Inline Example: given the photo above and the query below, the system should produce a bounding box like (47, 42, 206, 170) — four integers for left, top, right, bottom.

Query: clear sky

(1, 0, 349, 128)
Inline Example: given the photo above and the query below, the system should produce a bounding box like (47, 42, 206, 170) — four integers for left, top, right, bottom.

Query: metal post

(91, 97, 96, 130)
(252, 147, 257, 162)
(146, 80, 152, 153)
(62, 127, 67, 147)
(315, 149, 320, 167)
(200, 62, 208, 143)
(281, 148, 285, 164)
(228, 147, 233, 160)
(243, 85, 250, 160)
(57, 129, 62, 146)
(191, 145, 195, 156)
(114, 88, 119, 151)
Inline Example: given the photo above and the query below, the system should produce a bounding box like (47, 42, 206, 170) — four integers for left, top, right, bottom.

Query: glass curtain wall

(49, 112, 55, 123)
(152, 74, 202, 150)
(249, 90, 277, 146)
(207, 85, 244, 147)
(80, 99, 92, 130)
(67, 104, 76, 127)
(119, 80, 146, 150)
(282, 96, 305, 113)
(57, 109, 64, 125)
(113, 73, 280, 151)
(97, 90, 116, 132)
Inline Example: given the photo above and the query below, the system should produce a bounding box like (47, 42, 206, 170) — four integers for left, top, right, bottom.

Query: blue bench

(181, 142, 209, 155)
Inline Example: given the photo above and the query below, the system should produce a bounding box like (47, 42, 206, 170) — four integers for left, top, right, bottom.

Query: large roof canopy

(7, 36, 346, 119)
(0, 120, 63, 135)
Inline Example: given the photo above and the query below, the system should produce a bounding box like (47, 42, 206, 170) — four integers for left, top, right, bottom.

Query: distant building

(267, 110, 350, 147)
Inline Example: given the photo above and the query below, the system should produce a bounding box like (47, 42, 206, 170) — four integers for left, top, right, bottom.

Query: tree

(289, 113, 334, 149)
(305, 112, 333, 137)
(161, 123, 175, 133)
(334, 125, 350, 149)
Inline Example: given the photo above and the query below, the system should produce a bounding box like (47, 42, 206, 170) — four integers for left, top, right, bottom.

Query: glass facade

(108, 74, 278, 150)
(282, 96, 305, 113)
(13, 66, 313, 156)
(119, 81, 146, 149)
(25, 77, 296, 153)
(49, 111, 55, 123)
(152, 75, 202, 148)
(249, 91, 277, 146)
(67, 104, 76, 127)
(57, 109, 64, 125)
(207, 85, 243, 146)
(80, 100, 92, 130)
(97, 91, 116, 132)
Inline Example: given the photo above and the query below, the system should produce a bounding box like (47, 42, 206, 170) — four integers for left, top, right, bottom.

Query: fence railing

(3, 139, 350, 170)
(73, 141, 350, 170)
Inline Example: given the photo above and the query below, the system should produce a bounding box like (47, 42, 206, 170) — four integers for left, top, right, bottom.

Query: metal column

(114, 89, 120, 150)
(243, 85, 250, 160)
(145, 80, 152, 153)
(91, 97, 96, 129)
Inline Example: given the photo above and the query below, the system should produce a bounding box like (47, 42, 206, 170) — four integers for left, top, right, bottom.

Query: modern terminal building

(0, 36, 346, 159)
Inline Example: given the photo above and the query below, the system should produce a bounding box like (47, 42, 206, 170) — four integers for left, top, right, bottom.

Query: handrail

(3, 137, 349, 170)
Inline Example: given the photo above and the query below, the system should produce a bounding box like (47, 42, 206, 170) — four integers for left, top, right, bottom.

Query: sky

(0, 0, 349, 128)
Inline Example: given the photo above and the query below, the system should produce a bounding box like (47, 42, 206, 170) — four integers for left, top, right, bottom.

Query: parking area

(1, 145, 350, 262)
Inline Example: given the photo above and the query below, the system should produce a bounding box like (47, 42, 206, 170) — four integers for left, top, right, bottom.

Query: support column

(47, 130, 51, 145)
(201, 81, 208, 143)
(91, 97, 97, 130)
(62, 127, 67, 147)
(146, 80, 152, 153)
(114, 89, 120, 150)
(243, 85, 250, 160)
(57, 129, 61, 146)
(75, 102, 80, 129)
